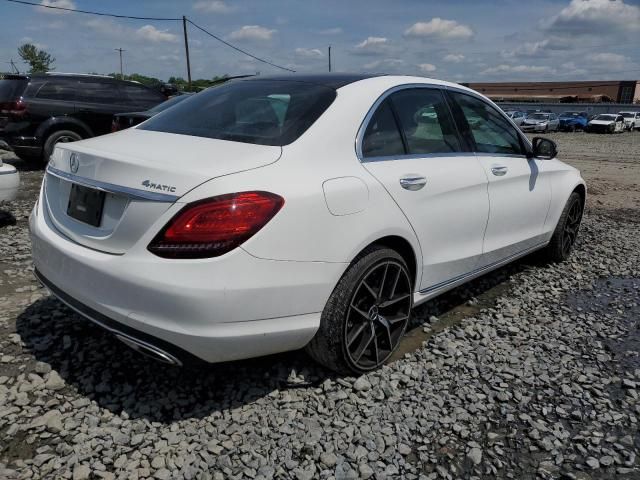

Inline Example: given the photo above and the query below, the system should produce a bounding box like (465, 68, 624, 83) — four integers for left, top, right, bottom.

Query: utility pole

(328, 45, 332, 72)
(115, 48, 125, 78)
(182, 16, 192, 90)
(8, 59, 19, 74)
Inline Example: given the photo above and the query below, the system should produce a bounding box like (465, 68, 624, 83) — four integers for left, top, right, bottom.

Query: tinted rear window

(0, 79, 28, 101)
(139, 80, 337, 146)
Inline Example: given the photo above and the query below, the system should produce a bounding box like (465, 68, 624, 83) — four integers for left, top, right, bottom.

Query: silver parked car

(504, 110, 526, 126)
(521, 112, 559, 133)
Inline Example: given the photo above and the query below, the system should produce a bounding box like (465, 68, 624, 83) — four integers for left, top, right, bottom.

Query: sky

(1, 0, 639, 83)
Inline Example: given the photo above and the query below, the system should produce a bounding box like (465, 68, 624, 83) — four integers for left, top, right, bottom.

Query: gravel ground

(0, 132, 639, 479)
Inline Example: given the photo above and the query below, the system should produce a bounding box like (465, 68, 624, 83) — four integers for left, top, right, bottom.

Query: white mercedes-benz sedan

(30, 74, 586, 374)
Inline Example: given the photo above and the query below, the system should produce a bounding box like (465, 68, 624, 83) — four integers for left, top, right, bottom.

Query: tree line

(12, 43, 232, 92)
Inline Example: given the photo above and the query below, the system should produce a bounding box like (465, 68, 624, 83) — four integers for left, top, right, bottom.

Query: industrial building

(462, 80, 640, 104)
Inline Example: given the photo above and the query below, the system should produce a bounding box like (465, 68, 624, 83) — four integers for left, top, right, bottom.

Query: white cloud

(405, 18, 474, 40)
(542, 0, 640, 34)
(418, 63, 437, 73)
(501, 40, 555, 59)
(193, 0, 234, 13)
(363, 58, 404, 71)
(136, 25, 179, 43)
(39, 0, 75, 14)
(586, 52, 628, 69)
(480, 64, 554, 75)
(443, 53, 465, 63)
(295, 48, 324, 59)
(318, 27, 343, 35)
(229, 25, 276, 41)
(353, 36, 391, 56)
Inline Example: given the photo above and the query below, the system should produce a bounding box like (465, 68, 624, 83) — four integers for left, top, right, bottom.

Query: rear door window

(388, 88, 462, 155)
(76, 80, 123, 105)
(36, 80, 77, 101)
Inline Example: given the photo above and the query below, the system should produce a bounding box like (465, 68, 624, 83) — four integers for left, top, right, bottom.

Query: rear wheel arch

(354, 235, 419, 290)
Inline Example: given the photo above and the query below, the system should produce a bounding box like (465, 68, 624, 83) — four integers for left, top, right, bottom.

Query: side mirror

(531, 137, 557, 159)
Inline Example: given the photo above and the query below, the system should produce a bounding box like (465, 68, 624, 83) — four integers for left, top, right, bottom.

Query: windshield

(620, 112, 635, 118)
(529, 113, 549, 120)
(594, 114, 616, 121)
(0, 78, 28, 102)
(560, 112, 581, 117)
(139, 80, 336, 146)
(146, 94, 192, 114)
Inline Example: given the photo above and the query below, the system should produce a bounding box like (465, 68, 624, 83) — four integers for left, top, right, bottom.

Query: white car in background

(619, 111, 640, 131)
(30, 74, 586, 374)
(0, 158, 19, 202)
(504, 110, 526, 126)
(586, 114, 626, 134)
(520, 112, 560, 133)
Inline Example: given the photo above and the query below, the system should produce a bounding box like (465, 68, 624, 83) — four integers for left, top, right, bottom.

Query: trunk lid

(44, 128, 282, 254)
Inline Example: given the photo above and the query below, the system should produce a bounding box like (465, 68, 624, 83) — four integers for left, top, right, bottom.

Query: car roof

(242, 73, 387, 89)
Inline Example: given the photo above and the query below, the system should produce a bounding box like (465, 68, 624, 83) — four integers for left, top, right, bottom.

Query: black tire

(43, 130, 82, 162)
(542, 192, 583, 263)
(306, 246, 413, 375)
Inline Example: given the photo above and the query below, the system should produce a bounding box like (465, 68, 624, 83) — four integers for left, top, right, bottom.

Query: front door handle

(399, 175, 427, 191)
(491, 165, 508, 176)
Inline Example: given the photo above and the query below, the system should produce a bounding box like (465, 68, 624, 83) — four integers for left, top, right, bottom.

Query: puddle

(566, 277, 640, 372)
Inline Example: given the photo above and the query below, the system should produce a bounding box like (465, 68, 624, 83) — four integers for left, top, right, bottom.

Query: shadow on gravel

(0, 155, 44, 173)
(15, 253, 543, 423)
(0, 210, 17, 227)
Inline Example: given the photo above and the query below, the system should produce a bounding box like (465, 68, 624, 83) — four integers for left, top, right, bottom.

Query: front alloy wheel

(306, 247, 413, 374)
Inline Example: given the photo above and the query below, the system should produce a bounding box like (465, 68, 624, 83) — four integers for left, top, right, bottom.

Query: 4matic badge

(141, 180, 177, 193)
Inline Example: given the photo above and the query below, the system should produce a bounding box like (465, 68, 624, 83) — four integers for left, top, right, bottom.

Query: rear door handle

(491, 165, 508, 176)
(399, 175, 427, 191)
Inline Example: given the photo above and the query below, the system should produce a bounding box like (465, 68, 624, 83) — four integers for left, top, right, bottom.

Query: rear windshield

(139, 80, 337, 146)
(146, 94, 192, 114)
(620, 112, 636, 118)
(0, 78, 28, 101)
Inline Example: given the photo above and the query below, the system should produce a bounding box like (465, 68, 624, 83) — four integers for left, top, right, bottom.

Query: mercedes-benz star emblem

(69, 153, 79, 173)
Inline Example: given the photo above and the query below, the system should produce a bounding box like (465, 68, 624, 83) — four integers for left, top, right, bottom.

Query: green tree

(17, 43, 55, 73)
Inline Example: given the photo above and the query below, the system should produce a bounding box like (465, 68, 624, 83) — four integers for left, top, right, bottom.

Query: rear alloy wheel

(306, 247, 413, 374)
(542, 192, 583, 262)
(43, 130, 82, 162)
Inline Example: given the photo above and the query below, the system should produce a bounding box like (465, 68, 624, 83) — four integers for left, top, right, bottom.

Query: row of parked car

(504, 109, 640, 134)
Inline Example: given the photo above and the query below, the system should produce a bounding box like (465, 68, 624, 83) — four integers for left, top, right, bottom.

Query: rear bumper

(29, 201, 346, 363)
(0, 163, 19, 202)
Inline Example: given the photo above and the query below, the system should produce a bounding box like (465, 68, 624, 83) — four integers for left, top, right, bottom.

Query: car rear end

(0, 75, 29, 144)
(29, 78, 346, 365)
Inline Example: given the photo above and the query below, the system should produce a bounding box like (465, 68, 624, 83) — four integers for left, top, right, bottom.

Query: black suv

(0, 73, 166, 162)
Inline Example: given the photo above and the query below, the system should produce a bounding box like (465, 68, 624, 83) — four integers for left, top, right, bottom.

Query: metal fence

(496, 102, 640, 115)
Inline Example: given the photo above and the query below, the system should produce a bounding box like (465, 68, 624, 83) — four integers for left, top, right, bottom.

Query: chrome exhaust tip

(115, 334, 182, 366)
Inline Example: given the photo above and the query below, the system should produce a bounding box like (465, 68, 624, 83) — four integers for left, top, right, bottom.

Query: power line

(187, 20, 295, 73)
(3, 0, 180, 20)
(3, 0, 295, 74)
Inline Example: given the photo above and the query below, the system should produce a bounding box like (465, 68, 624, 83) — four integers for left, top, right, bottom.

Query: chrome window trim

(362, 151, 478, 163)
(46, 164, 179, 203)
(356, 83, 463, 162)
(356, 83, 533, 163)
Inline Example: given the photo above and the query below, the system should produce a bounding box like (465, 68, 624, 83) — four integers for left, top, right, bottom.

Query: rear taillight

(148, 191, 284, 259)
(0, 99, 27, 117)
